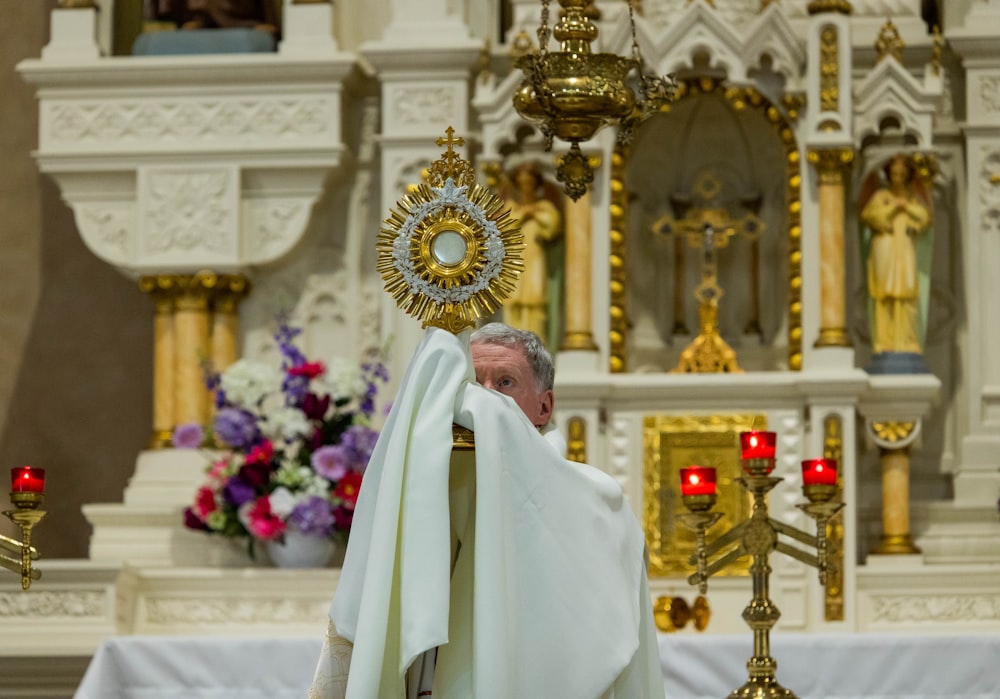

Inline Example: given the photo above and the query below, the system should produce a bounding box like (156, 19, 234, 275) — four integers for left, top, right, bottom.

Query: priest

(310, 322, 663, 699)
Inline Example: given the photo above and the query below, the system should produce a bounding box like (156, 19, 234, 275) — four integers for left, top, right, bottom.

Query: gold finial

(931, 25, 943, 75)
(508, 30, 534, 60)
(875, 18, 905, 63)
(427, 126, 476, 188)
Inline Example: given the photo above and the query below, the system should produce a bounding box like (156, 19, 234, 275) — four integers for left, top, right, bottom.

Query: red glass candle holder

(680, 466, 717, 497)
(11, 466, 45, 494)
(801, 458, 837, 486)
(739, 430, 776, 460)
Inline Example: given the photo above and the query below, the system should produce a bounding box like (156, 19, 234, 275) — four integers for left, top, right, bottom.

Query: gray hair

(470, 322, 555, 392)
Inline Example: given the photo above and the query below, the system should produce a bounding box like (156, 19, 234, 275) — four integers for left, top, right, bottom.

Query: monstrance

(376, 127, 525, 334)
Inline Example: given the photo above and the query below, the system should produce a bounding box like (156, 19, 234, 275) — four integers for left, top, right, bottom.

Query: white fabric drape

(328, 327, 662, 699)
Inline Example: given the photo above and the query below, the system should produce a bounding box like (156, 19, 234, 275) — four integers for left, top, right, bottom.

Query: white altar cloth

(74, 632, 1000, 698)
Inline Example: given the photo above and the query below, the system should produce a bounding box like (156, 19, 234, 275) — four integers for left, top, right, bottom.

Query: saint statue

(147, 0, 279, 34)
(501, 163, 564, 347)
(859, 154, 933, 363)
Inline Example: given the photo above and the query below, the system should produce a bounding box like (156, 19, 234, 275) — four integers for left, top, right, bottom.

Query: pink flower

(243, 497, 286, 541)
(312, 445, 349, 481)
(194, 486, 217, 519)
(207, 458, 229, 484)
(288, 361, 326, 379)
(245, 440, 274, 465)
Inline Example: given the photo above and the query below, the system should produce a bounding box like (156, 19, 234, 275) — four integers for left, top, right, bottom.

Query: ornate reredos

(376, 127, 525, 334)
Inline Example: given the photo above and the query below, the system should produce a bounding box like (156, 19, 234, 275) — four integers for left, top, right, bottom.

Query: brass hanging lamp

(513, 0, 675, 200)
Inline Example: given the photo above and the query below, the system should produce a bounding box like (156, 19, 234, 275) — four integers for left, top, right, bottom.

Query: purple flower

(173, 423, 204, 449)
(289, 495, 336, 537)
(214, 408, 261, 450)
(282, 373, 310, 405)
(342, 425, 379, 470)
(312, 444, 350, 481)
(223, 476, 256, 507)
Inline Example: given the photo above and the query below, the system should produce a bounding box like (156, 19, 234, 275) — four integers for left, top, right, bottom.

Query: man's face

(471, 342, 553, 428)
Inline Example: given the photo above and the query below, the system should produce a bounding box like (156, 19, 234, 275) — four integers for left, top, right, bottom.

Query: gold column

(173, 272, 215, 428)
(807, 148, 854, 347)
(210, 274, 250, 374)
(139, 276, 178, 449)
(561, 188, 598, 351)
(874, 446, 921, 554)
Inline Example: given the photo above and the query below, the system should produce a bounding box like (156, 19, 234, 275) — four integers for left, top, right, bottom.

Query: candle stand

(678, 448, 843, 699)
(1, 489, 46, 590)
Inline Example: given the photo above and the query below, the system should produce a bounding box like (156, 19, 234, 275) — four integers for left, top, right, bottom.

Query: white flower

(315, 356, 367, 402)
(261, 406, 312, 443)
(268, 487, 299, 519)
(220, 359, 281, 408)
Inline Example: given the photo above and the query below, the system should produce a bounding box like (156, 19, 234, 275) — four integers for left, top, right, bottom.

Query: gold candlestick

(1, 490, 46, 590)
(678, 451, 844, 699)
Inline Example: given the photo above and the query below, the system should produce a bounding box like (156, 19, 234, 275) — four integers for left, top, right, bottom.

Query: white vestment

(313, 328, 663, 699)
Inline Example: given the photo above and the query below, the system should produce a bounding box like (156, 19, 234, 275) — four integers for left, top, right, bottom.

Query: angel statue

(858, 154, 933, 372)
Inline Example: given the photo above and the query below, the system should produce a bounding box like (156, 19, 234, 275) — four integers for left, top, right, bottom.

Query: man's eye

(499, 378, 515, 389)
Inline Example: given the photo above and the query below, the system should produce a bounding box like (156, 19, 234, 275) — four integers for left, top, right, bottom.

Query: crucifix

(652, 172, 765, 373)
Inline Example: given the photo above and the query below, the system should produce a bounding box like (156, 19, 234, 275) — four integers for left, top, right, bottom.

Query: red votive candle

(739, 430, 776, 460)
(11, 466, 45, 494)
(679, 466, 717, 497)
(801, 459, 837, 486)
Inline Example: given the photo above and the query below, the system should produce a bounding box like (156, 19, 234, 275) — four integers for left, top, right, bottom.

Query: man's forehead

(471, 343, 528, 367)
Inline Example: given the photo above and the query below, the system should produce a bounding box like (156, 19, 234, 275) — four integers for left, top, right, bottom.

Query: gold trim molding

(566, 416, 587, 463)
(822, 413, 845, 622)
(807, 0, 852, 14)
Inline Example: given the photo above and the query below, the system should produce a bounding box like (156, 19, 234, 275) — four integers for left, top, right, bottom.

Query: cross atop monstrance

(652, 171, 765, 373)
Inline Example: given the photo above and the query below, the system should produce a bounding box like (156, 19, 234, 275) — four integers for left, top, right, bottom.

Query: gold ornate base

(673, 330, 743, 373)
(560, 331, 599, 351)
(873, 533, 921, 555)
(813, 326, 852, 348)
(728, 677, 797, 699)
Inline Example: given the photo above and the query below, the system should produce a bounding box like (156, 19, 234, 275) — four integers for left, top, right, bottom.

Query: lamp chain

(537, 0, 551, 57)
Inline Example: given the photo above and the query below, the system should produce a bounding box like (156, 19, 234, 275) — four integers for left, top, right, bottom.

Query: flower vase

(265, 530, 335, 569)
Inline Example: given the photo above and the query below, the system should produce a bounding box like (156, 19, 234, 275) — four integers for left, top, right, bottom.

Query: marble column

(173, 273, 215, 429)
(561, 189, 598, 351)
(875, 446, 921, 554)
(807, 148, 854, 348)
(139, 276, 177, 449)
(209, 274, 250, 374)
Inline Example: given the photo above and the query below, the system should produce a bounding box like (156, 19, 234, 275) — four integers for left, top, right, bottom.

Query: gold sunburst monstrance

(376, 128, 525, 334)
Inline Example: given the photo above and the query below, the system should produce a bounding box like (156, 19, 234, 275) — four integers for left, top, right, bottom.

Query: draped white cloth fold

(327, 327, 663, 699)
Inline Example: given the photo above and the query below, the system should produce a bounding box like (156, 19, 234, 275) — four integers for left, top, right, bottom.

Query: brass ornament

(376, 128, 524, 333)
(806, 0, 852, 14)
(514, 0, 675, 201)
(822, 414, 844, 622)
(875, 18, 905, 63)
(819, 25, 839, 113)
(871, 420, 916, 443)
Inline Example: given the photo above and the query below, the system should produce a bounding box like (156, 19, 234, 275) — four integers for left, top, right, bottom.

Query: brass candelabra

(1, 467, 47, 590)
(677, 432, 843, 699)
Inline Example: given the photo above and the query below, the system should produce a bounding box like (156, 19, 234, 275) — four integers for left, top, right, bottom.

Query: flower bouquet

(177, 318, 388, 563)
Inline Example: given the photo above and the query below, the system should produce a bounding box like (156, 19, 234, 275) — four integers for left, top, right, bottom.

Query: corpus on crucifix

(652, 172, 765, 373)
